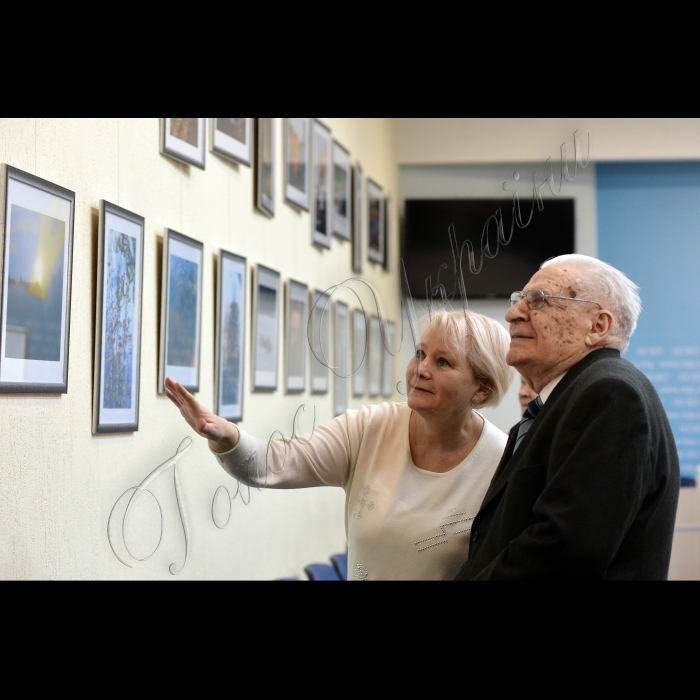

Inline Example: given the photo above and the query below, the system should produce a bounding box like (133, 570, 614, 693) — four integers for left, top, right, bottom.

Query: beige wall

(398, 118, 700, 165)
(0, 118, 401, 580)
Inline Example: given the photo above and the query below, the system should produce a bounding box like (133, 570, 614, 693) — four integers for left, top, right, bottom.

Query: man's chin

(506, 351, 525, 368)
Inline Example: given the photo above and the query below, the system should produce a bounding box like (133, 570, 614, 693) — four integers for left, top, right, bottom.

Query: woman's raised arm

(165, 377, 240, 454)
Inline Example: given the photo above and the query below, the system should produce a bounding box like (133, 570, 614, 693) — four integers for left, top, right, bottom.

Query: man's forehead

(525, 267, 571, 292)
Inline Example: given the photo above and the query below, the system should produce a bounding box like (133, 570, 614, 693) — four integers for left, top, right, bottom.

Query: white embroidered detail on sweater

(353, 563, 369, 580)
(351, 485, 374, 519)
(414, 513, 476, 552)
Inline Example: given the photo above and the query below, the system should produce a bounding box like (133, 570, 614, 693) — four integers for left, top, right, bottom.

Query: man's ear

(585, 309, 614, 346)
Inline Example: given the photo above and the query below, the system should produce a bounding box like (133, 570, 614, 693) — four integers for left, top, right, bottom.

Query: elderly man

(455, 254, 680, 580)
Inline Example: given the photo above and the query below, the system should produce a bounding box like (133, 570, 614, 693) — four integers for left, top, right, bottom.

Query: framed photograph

(312, 120, 333, 249)
(284, 118, 311, 211)
(367, 179, 385, 265)
(368, 315, 382, 397)
(253, 264, 280, 391)
(334, 301, 349, 416)
(93, 201, 145, 433)
(382, 320, 396, 398)
(216, 250, 246, 422)
(161, 118, 206, 169)
(255, 118, 275, 218)
(332, 141, 351, 241)
(352, 163, 364, 273)
(158, 229, 203, 394)
(0, 166, 75, 394)
(310, 290, 330, 394)
(384, 194, 392, 271)
(285, 279, 308, 393)
(352, 308, 366, 397)
(211, 118, 252, 166)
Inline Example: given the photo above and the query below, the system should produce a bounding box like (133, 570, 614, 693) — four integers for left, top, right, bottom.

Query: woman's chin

(407, 393, 433, 411)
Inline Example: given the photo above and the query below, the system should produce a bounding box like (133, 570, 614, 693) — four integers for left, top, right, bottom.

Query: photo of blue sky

(167, 254, 198, 367)
(5, 204, 65, 361)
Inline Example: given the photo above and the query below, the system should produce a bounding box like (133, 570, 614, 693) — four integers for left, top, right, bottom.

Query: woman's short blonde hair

(417, 310, 514, 409)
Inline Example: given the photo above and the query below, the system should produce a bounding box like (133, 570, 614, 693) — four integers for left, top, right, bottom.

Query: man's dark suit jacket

(455, 348, 680, 580)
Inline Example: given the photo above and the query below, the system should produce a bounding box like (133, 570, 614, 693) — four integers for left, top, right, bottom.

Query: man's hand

(165, 377, 239, 454)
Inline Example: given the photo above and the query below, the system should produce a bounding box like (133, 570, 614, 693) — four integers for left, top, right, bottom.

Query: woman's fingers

(165, 376, 237, 450)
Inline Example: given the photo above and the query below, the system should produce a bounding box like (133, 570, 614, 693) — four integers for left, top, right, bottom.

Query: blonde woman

(166, 310, 514, 580)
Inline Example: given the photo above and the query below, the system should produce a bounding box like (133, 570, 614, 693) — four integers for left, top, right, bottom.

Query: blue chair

(330, 553, 348, 580)
(304, 563, 342, 581)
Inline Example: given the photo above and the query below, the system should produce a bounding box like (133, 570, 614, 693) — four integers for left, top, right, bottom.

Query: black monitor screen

(402, 198, 575, 299)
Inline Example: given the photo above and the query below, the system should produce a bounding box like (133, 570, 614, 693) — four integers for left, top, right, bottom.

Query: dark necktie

(513, 396, 543, 453)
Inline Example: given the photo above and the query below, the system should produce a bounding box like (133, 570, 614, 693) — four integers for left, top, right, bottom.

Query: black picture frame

(160, 118, 206, 169)
(312, 119, 332, 249)
(332, 140, 351, 241)
(367, 178, 385, 265)
(255, 118, 275, 218)
(285, 278, 308, 393)
(211, 118, 252, 166)
(310, 289, 331, 394)
(352, 163, 364, 273)
(158, 229, 204, 394)
(216, 250, 247, 422)
(0, 165, 75, 394)
(284, 118, 311, 211)
(253, 264, 281, 391)
(93, 200, 145, 433)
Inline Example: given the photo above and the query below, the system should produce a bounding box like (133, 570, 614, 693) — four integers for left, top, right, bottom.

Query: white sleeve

(210, 408, 368, 490)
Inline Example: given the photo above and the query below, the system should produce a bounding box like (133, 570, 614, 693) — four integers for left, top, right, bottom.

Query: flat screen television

(402, 198, 575, 299)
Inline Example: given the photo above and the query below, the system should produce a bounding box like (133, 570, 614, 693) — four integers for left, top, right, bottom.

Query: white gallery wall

(398, 118, 700, 165)
(0, 118, 401, 580)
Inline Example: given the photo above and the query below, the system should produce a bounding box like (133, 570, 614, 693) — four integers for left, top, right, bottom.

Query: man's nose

(505, 299, 529, 323)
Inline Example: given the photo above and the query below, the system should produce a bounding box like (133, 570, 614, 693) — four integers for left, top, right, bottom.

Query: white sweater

(211, 402, 507, 580)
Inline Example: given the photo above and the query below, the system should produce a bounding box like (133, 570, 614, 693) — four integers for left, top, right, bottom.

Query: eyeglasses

(510, 289, 602, 310)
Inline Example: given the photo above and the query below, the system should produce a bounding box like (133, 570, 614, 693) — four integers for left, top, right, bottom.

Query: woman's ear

(473, 383, 493, 407)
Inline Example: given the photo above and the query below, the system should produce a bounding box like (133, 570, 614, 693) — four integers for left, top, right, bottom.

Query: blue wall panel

(597, 162, 700, 484)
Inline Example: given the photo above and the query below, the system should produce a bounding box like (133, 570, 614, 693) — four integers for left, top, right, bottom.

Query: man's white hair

(541, 254, 642, 353)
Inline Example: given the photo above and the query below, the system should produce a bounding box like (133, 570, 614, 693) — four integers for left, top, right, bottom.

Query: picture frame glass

(312, 121, 332, 248)
(382, 320, 396, 398)
(1, 175, 72, 388)
(310, 290, 330, 393)
(217, 252, 246, 420)
(352, 308, 366, 396)
(164, 235, 202, 389)
(254, 266, 280, 390)
(163, 118, 205, 168)
(334, 301, 349, 415)
(256, 117, 275, 217)
(286, 280, 308, 392)
(368, 315, 382, 397)
(285, 118, 309, 209)
(353, 164, 364, 273)
(367, 180, 385, 263)
(213, 118, 252, 165)
(333, 143, 351, 240)
(96, 207, 143, 429)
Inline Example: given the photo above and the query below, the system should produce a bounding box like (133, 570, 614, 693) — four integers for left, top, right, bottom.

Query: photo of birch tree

(103, 229, 136, 408)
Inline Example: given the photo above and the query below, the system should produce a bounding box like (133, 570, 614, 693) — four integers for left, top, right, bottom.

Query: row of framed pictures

(0, 164, 396, 435)
(160, 118, 391, 272)
(237, 263, 398, 422)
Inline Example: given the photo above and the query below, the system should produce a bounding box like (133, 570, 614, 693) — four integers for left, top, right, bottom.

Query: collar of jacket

(540, 347, 621, 409)
(480, 347, 623, 510)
